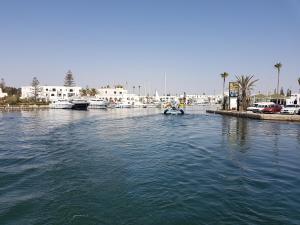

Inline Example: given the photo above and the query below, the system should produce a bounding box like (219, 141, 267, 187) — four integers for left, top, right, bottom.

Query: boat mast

(164, 72, 167, 97)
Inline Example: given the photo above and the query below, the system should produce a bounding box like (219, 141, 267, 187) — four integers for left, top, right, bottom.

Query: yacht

(49, 99, 73, 109)
(70, 99, 90, 110)
(88, 99, 108, 109)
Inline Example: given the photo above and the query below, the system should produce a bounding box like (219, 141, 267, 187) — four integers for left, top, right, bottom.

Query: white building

(21, 86, 82, 101)
(96, 86, 142, 106)
(96, 86, 128, 101)
(286, 93, 300, 105)
(186, 94, 222, 104)
(0, 88, 8, 98)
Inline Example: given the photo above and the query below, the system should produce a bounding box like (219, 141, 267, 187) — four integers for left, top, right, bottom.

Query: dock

(206, 110, 300, 122)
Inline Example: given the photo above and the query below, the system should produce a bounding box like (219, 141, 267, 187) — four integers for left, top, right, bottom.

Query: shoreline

(206, 109, 300, 122)
(0, 105, 49, 112)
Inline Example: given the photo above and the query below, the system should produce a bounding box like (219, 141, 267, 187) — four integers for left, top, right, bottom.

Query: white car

(280, 105, 300, 115)
(252, 102, 275, 113)
(247, 103, 258, 112)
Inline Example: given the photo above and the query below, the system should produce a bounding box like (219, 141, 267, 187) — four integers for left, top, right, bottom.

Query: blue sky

(0, 0, 300, 95)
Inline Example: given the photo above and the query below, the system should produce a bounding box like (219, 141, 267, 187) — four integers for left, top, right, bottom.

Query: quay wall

(206, 110, 300, 122)
(0, 105, 49, 112)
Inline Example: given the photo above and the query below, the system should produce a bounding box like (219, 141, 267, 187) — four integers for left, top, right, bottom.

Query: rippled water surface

(1, 107, 300, 225)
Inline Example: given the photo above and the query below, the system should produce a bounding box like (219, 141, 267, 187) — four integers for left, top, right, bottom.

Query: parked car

(261, 104, 282, 114)
(252, 102, 275, 113)
(280, 105, 300, 115)
(247, 103, 259, 112)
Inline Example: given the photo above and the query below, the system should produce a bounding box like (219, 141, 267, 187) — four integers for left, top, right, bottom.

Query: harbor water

(1, 107, 300, 225)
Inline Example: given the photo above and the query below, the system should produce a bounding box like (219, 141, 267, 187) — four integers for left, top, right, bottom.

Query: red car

(262, 104, 282, 114)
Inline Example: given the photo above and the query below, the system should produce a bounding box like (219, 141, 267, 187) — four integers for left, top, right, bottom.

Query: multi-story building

(96, 85, 128, 101)
(21, 86, 82, 101)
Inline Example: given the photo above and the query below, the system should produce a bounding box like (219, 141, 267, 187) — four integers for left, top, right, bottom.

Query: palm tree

(138, 85, 141, 96)
(80, 88, 87, 96)
(236, 75, 259, 111)
(298, 77, 300, 92)
(274, 62, 282, 104)
(89, 88, 98, 96)
(220, 72, 229, 109)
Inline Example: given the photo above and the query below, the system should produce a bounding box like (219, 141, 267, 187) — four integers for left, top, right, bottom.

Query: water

(1, 107, 300, 225)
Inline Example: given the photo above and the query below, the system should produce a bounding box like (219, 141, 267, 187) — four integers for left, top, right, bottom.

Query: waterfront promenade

(206, 109, 300, 122)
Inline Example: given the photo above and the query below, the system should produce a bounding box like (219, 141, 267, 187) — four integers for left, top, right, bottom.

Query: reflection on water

(1, 107, 300, 225)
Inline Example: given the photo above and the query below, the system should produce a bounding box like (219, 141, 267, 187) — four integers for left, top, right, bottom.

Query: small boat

(70, 99, 90, 110)
(88, 99, 108, 109)
(164, 107, 184, 115)
(49, 99, 73, 109)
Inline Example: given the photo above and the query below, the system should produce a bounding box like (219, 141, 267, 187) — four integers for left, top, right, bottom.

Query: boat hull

(71, 103, 89, 110)
(88, 105, 108, 109)
(50, 104, 73, 109)
(164, 108, 184, 115)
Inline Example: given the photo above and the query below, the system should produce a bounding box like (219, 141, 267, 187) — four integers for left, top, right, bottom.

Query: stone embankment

(0, 105, 49, 112)
(206, 110, 300, 122)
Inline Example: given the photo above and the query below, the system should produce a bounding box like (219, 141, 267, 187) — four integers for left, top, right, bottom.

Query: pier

(206, 109, 300, 122)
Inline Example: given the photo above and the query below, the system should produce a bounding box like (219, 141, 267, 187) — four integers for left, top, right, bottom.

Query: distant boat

(88, 99, 108, 109)
(49, 99, 73, 109)
(70, 99, 89, 110)
(164, 107, 184, 115)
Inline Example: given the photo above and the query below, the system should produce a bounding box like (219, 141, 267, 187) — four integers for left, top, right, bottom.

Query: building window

(105, 91, 107, 94)
(46, 89, 48, 91)
(114, 91, 117, 94)
(52, 88, 56, 91)
(120, 92, 122, 94)
(51, 94, 55, 96)
(70, 89, 73, 92)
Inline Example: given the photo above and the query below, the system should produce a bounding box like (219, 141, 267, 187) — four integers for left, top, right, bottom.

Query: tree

(274, 62, 282, 104)
(298, 77, 300, 92)
(0, 78, 5, 90)
(64, 70, 75, 87)
(138, 85, 141, 96)
(80, 88, 88, 96)
(280, 87, 284, 96)
(236, 75, 259, 111)
(89, 88, 98, 96)
(31, 77, 41, 102)
(220, 72, 229, 110)
(286, 88, 292, 97)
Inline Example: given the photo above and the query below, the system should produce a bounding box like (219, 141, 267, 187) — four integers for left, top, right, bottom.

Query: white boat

(88, 99, 108, 109)
(163, 107, 184, 115)
(49, 99, 73, 109)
